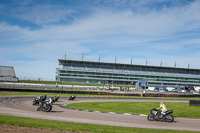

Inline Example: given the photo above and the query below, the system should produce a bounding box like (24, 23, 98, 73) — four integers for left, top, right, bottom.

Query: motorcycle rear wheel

(165, 115, 174, 122)
(147, 114, 154, 121)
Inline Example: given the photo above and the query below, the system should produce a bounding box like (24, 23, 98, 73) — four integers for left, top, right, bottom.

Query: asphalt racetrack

(0, 96, 200, 132)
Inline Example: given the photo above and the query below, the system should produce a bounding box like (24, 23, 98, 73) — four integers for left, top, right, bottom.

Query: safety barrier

(189, 100, 200, 106)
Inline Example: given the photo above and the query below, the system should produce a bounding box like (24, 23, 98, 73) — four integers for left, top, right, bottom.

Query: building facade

(56, 59, 200, 87)
(0, 66, 18, 82)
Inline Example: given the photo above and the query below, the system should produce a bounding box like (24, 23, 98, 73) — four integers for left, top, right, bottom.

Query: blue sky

(1, 0, 200, 80)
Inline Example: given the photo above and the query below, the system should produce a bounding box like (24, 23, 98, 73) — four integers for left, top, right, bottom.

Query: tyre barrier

(189, 100, 200, 106)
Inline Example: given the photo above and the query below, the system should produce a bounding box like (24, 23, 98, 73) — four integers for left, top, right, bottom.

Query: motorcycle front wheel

(165, 115, 174, 122)
(147, 114, 154, 121)
(45, 106, 51, 112)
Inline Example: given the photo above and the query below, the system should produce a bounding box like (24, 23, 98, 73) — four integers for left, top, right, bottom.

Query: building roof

(58, 59, 200, 73)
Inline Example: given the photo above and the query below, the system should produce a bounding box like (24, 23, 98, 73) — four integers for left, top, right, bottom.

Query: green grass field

(1, 91, 200, 132)
(66, 101, 200, 118)
(0, 114, 197, 133)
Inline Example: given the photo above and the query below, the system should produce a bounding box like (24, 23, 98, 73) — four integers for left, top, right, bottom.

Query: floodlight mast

(99, 55, 101, 62)
(82, 54, 84, 61)
(131, 57, 133, 65)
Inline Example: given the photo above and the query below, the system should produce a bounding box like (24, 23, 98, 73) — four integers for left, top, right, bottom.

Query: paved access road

(0, 96, 199, 132)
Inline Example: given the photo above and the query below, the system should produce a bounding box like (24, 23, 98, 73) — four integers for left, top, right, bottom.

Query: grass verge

(66, 101, 200, 118)
(0, 114, 197, 133)
(1, 91, 200, 100)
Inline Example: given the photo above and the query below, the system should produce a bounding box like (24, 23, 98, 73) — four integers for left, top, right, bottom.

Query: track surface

(0, 96, 200, 132)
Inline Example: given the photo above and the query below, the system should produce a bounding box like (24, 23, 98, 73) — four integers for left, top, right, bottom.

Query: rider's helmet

(160, 102, 163, 105)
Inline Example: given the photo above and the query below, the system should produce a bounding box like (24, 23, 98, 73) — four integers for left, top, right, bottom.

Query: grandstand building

(0, 66, 18, 82)
(56, 59, 200, 87)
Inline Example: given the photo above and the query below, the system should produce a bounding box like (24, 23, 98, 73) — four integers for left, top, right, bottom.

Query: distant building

(56, 59, 200, 86)
(0, 66, 18, 82)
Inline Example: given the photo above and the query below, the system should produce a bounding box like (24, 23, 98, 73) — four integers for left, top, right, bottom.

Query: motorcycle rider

(71, 94, 76, 99)
(69, 94, 76, 100)
(44, 97, 53, 111)
(157, 102, 167, 118)
(41, 95, 47, 101)
(39, 95, 47, 107)
(49, 97, 53, 104)
(52, 94, 60, 102)
(37, 97, 53, 112)
(48, 97, 53, 110)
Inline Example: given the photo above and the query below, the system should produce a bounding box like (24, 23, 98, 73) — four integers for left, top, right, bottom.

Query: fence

(18, 77, 55, 81)
(1, 82, 200, 97)
(0, 82, 117, 92)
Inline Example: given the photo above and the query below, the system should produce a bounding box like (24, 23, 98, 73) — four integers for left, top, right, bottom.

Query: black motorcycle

(37, 98, 53, 112)
(147, 108, 174, 122)
(33, 95, 47, 105)
(33, 97, 40, 105)
(68, 95, 76, 100)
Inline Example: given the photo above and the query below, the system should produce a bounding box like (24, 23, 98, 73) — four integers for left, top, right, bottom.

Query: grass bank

(66, 101, 200, 118)
(0, 114, 197, 133)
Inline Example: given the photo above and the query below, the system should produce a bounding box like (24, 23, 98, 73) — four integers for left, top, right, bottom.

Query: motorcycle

(33, 97, 40, 105)
(33, 95, 47, 105)
(147, 108, 174, 122)
(52, 94, 60, 102)
(37, 98, 53, 112)
(68, 95, 76, 100)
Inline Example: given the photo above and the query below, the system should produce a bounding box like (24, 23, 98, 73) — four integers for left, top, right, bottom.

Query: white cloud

(12, 5, 75, 25)
(11, 0, 33, 6)
(1, 0, 200, 78)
